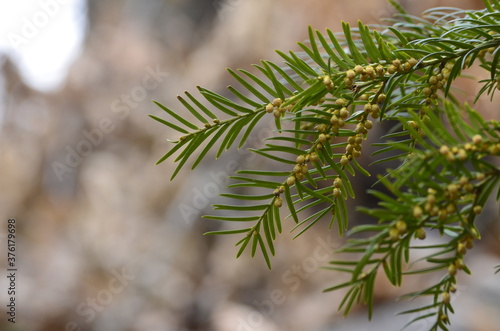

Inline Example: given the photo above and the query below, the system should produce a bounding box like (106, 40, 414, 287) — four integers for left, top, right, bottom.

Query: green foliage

(151, 1, 500, 330)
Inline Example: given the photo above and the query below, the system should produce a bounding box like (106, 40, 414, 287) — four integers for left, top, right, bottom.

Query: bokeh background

(0, 1, 499, 330)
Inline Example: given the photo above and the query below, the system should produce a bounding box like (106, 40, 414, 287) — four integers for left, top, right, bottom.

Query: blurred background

(0, 0, 499, 330)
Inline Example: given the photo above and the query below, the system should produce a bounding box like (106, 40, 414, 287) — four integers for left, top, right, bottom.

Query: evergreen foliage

(151, 1, 500, 329)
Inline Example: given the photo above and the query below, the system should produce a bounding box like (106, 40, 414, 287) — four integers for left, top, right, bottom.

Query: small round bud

(457, 149, 467, 161)
(273, 110, 281, 118)
(296, 155, 306, 164)
(333, 188, 342, 198)
(438, 209, 447, 221)
(430, 205, 439, 217)
(377, 94, 386, 103)
(265, 103, 274, 113)
(459, 176, 468, 186)
(457, 243, 467, 255)
(354, 65, 364, 74)
(447, 183, 459, 197)
(472, 134, 482, 145)
(473, 205, 482, 214)
(442, 292, 451, 304)
(396, 220, 407, 234)
(335, 98, 347, 106)
(340, 155, 349, 166)
(455, 259, 465, 269)
(274, 197, 283, 208)
(387, 64, 397, 74)
(406, 121, 417, 129)
(416, 227, 426, 240)
(448, 264, 457, 276)
(365, 65, 374, 76)
(364, 103, 372, 113)
(272, 98, 283, 107)
(330, 115, 339, 126)
(316, 123, 327, 132)
(355, 123, 367, 134)
(318, 134, 327, 143)
(376, 64, 385, 76)
(389, 228, 400, 241)
(301, 164, 309, 174)
(365, 120, 373, 130)
(413, 205, 423, 218)
(339, 107, 349, 119)
(352, 150, 361, 158)
(440, 145, 450, 155)
(334, 178, 342, 188)
(408, 58, 418, 67)
(346, 69, 356, 79)
(442, 68, 450, 79)
(287, 176, 296, 186)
